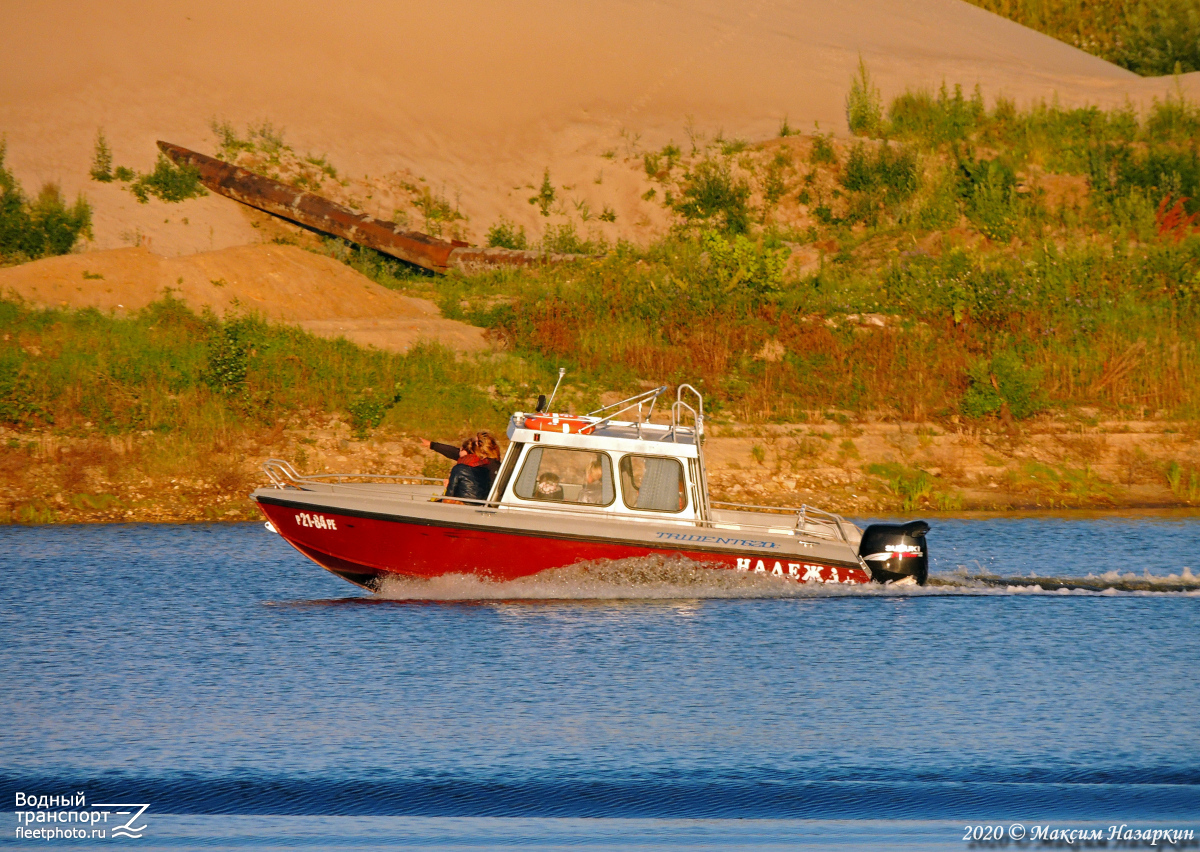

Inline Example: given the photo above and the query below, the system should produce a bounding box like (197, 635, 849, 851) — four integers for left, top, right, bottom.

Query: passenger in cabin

(442, 437, 493, 503)
(619, 464, 638, 506)
(579, 459, 605, 503)
(534, 472, 565, 501)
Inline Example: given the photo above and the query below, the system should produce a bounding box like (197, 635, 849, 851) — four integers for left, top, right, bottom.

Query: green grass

(422, 216, 1199, 422)
(5, 76, 1200, 448)
(0, 295, 555, 443)
(413, 186, 464, 237)
(486, 218, 528, 250)
(1165, 460, 1200, 502)
(128, 154, 207, 204)
(395, 80, 1200, 425)
(963, 0, 1200, 76)
(863, 461, 966, 511)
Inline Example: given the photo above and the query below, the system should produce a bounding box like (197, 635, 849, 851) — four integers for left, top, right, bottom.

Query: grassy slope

(961, 0, 1200, 76)
(3, 80, 1200, 519)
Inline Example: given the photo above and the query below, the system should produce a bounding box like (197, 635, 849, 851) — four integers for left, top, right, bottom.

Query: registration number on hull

(295, 512, 338, 531)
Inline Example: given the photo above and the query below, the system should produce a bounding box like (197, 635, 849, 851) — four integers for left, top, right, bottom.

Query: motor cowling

(859, 520, 930, 585)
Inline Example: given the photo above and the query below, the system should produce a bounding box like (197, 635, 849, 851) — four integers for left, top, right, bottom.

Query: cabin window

(512, 447, 615, 506)
(618, 455, 688, 513)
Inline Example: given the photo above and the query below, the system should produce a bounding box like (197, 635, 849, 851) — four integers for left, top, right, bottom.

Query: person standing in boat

(421, 431, 503, 498)
(437, 436, 490, 502)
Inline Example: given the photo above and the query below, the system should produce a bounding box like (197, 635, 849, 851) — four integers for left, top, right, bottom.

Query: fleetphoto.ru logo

(13, 791, 150, 841)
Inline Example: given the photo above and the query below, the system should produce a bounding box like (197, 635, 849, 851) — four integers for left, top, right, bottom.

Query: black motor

(859, 520, 930, 585)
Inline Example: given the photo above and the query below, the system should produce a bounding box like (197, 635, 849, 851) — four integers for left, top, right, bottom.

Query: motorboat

(252, 382, 930, 590)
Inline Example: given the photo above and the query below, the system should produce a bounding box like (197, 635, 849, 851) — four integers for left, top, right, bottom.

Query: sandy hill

(2, 0, 1198, 335)
(0, 244, 488, 353)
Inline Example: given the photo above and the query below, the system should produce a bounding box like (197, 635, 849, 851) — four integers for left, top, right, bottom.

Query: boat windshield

(513, 447, 615, 506)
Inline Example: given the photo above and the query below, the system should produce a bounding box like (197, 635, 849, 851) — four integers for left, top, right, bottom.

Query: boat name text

(654, 532, 778, 549)
(737, 558, 858, 583)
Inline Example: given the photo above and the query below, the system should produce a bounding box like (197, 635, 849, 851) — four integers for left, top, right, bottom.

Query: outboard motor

(859, 520, 930, 585)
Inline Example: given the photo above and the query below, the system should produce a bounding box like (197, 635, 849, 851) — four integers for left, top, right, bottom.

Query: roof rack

(585, 385, 668, 439)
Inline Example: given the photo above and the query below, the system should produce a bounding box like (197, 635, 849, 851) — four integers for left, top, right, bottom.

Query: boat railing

(585, 385, 668, 439)
(579, 385, 714, 445)
(262, 459, 849, 542)
(710, 499, 851, 543)
(477, 495, 850, 541)
(262, 459, 444, 490)
(671, 384, 703, 432)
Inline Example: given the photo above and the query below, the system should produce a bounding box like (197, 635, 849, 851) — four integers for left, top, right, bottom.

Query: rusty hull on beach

(158, 141, 584, 274)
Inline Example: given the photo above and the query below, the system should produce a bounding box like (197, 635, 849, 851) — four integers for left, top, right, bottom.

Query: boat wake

(371, 557, 1200, 601)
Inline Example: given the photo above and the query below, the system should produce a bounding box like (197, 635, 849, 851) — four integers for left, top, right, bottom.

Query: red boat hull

(256, 497, 872, 589)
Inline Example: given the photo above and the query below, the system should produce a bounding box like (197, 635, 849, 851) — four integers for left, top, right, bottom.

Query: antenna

(545, 368, 567, 411)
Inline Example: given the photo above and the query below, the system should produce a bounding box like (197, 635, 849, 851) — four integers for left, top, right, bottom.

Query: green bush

(129, 154, 207, 204)
(762, 150, 791, 208)
(90, 130, 114, 182)
(1, 144, 92, 262)
(962, 0, 1200, 77)
(529, 169, 556, 217)
(1165, 460, 1200, 501)
(700, 229, 789, 302)
(211, 119, 290, 163)
(1113, 0, 1200, 75)
(413, 187, 464, 237)
(809, 133, 838, 166)
(542, 223, 604, 255)
(1145, 88, 1200, 141)
(349, 385, 401, 438)
(842, 143, 919, 202)
(202, 318, 256, 396)
(486, 218, 528, 250)
(957, 154, 1021, 240)
(909, 168, 962, 230)
(675, 157, 751, 233)
(889, 84, 986, 145)
(961, 350, 1046, 420)
(1089, 142, 1200, 215)
(846, 58, 883, 137)
(0, 349, 45, 425)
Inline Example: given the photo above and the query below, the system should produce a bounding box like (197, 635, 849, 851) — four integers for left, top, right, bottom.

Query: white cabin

(493, 385, 711, 524)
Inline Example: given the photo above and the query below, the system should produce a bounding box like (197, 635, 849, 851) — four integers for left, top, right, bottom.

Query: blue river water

(2, 516, 1198, 850)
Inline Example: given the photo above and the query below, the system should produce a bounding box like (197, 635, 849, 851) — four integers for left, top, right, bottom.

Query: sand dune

(2, 0, 1198, 345)
(4, 0, 1198, 252)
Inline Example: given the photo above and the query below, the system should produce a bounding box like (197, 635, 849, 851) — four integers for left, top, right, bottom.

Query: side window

(513, 447, 614, 506)
(619, 455, 688, 512)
